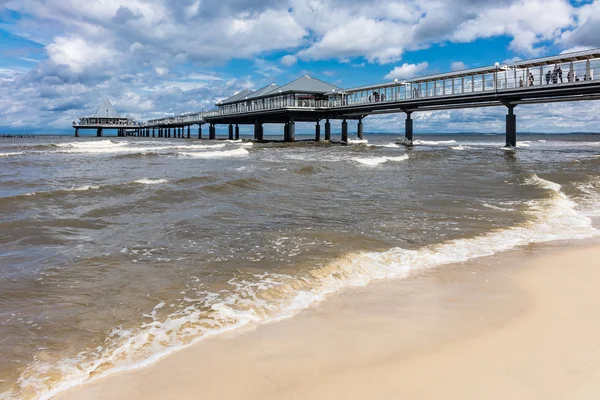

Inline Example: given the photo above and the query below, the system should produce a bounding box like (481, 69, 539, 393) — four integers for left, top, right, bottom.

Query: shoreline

(54, 237, 600, 400)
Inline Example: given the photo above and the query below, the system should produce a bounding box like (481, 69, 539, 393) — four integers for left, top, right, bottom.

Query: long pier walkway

(73, 49, 600, 146)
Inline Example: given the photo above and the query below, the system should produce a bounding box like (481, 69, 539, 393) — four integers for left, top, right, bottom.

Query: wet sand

(56, 241, 600, 400)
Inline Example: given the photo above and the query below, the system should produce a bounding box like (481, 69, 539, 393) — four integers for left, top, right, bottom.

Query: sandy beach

(54, 239, 600, 400)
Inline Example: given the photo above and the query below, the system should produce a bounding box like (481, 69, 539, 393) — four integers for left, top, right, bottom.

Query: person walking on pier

(546, 70, 552, 85)
(552, 69, 558, 84)
(519, 77, 524, 87)
(557, 66, 563, 83)
(567, 69, 574, 83)
(529, 72, 535, 86)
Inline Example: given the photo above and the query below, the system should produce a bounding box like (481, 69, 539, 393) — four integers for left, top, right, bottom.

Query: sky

(1, 0, 600, 134)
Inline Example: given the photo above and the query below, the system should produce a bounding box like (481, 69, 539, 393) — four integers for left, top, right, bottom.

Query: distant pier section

(73, 49, 600, 146)
(72, 99, 140, 137)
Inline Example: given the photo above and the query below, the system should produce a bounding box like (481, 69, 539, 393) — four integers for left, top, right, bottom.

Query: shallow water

(0, 133, 599, 399)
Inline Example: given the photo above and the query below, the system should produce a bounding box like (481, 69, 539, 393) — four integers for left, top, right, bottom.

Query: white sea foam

(482, 203, 516, 212)
(575, 178, 600, 217)
(347, 138, 369, 144)
(68, 185, 101, 192)
(451, 145, 470, 151)
(18, 174, 599, 400)
(413, 139, 457, 146)
(353, 155, 409, 166)
(0, 151, 24, 157)
(133, 178, 169, 185)
(178, 148, 249, 158)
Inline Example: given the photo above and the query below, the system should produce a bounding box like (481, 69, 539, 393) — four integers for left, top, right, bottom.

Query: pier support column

(209, 124, 216, 140)
(187, 125, 191, 139)
(505, 105, 517, 148)
(284, 123, 289, 142)
(254, 119, 261, 141)
(404, 112, 413, 145)
(358, 118, 364, 140)
(228, 124, 234, 140)
(97, 128, 103, 137)
(75, 128, 80, 137)
(315, 121, 321, 142)
(325, 119, 331, 141)
(152, 128, 155, 138)
(146, 129, 150, 137)
(235, 124, 240, 140)
(167, 128, 171, 138)
(289, 119, 295, 142)
(341, 119, 348, 143)
(198, 124, 203, 139)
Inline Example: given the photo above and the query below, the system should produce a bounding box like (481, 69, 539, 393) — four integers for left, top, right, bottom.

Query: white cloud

(46, 36, 114, 73)
(281, 55, 297, 66)
(451, 61, 466, 71)
(384, 62, 428, 80)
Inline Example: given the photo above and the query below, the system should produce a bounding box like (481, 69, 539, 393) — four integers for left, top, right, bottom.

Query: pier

(73, 49, 600, 146)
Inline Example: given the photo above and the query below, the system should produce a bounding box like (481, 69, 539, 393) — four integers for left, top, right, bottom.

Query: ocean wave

(353, 155, 409, 166)
(68, 185, 101, 192)
(413, 139, 458, 146)
(574, 177, 600, 217)
(347, 138, 368, 144)
(368, 143, 400, 148)
(16, 173, 597, 400)
(178, 148, 250, 158)
(0, 152, 24, 157)
(133, 178, 169, 185)
(0, 177, 170, 202)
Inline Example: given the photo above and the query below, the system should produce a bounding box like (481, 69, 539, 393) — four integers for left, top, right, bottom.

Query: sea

(0, 133, 599, 399)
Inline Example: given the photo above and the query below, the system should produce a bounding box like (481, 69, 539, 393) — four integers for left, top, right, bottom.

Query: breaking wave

(353, 154, 409, 166)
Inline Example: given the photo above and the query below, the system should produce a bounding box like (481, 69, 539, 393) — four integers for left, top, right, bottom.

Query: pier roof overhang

(218, 89, 254, 106)
(243, 83, 280, 100)
(408, 65, 512, 84)
(218, 75, 342, 106)
(514, 48, 600, 68)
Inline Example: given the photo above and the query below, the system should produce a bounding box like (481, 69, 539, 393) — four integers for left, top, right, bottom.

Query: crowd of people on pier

(520, 65, 594, 87)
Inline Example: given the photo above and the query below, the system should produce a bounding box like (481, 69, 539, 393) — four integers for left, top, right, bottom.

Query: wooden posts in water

(506, 105, 517, 147)
(228, 124, 234, 140)
(97, 128, 103, 137)
(325, 119, 331, 141)
(198, 124, 203, 139)
(405, 112, 413, 145)
(358, 118, 364, 140)
(209, 124, 216, 140)
(341, 119, 348, 143)
(315, 121, 321, 142)
(75, 128, 80, 137)
(235, 124, 240, 140)
(187, 125, 191, 139)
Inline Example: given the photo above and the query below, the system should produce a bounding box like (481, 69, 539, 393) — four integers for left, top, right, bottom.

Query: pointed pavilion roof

(219, 89, 254, 105)
(93, 98, 121, 118)
(266, 75, 341, 96)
